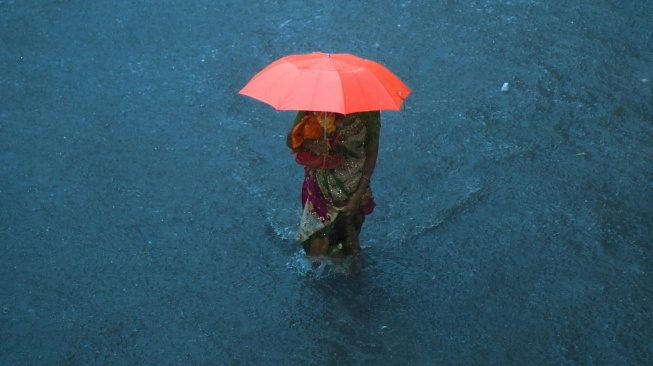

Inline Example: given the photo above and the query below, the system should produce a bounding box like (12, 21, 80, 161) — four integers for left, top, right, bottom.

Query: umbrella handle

(320, 112, 329, 171)
(320, 139, 329, 172)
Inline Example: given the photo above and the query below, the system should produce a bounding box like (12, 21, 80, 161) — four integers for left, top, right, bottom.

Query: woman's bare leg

(308, 236, 329, 256)
(342, 217, 361, 254)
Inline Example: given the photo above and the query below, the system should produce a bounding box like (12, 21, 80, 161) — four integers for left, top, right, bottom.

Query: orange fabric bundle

(291, 113, 336, 149)
(290, 112, 344, 169)
(291, 115, 323, 149)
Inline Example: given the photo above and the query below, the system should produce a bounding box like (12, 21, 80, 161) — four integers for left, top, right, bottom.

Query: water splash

(286, 250, 366, 278)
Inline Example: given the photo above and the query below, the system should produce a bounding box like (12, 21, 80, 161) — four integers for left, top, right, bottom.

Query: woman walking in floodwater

(287, 110, 380, 256)
(239, 52, 407, 256)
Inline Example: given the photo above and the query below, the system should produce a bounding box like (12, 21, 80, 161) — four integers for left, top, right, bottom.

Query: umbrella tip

(326, 53, 330, 58)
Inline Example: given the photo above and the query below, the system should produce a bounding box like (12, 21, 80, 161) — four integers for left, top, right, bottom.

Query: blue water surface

(1, 0, 652, 364)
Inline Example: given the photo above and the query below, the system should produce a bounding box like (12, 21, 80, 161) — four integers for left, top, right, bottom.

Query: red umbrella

(238, 52, 410, 114)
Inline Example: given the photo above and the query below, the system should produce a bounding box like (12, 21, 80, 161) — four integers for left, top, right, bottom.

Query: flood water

(1, 0, 652, 364)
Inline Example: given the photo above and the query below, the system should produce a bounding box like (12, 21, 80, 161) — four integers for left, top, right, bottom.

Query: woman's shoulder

(342, 111, 379, 122)
(355, 111, 380, 118)
(354, 111, 380, 127)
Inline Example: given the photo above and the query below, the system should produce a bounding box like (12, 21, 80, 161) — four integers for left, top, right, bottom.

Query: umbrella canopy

(238, 52, 411, 114)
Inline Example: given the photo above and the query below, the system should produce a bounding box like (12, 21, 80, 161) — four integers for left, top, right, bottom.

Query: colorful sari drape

(291, 111, 380, 243)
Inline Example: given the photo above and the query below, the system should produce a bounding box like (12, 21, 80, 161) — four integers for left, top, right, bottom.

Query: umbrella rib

(334, 67, 345, 113)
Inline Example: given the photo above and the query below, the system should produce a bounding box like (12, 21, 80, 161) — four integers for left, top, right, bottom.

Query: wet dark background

(1, 0, 652, 364)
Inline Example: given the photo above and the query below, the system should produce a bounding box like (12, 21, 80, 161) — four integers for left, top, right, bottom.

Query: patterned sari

(290, 111, 380, 245)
